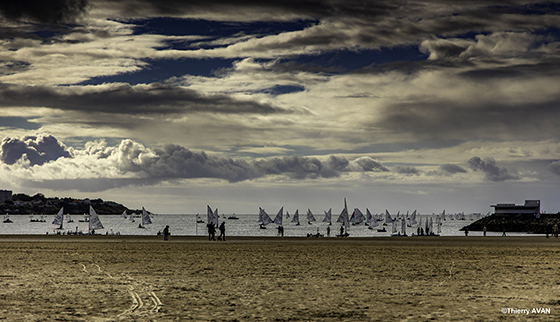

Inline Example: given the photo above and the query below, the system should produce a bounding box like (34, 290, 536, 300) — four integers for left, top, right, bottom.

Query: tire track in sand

(79, 263, 163, 318)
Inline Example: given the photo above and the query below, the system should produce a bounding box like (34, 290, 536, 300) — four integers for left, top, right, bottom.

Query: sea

(0, 213, 542, 237)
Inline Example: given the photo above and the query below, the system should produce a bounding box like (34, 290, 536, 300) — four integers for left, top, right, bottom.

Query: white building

(491, 200, 541, 219)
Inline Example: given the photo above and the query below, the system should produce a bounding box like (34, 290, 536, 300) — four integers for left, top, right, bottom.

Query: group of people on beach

(207, 222, 226, 241)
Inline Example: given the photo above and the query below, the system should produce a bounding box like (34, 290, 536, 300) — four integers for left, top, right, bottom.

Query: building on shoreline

(491, 200, 540, 219)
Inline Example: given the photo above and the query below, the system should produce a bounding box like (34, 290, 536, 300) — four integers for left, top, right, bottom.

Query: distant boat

(78, 213, 89, 222)
(291, 209, 300, 225)
(88, 206, 104, 234)
(228, 214, 239, 220)
(258, 207, 273, 228)
(322, 208, 332, 225)
(138, 207, 152, 229)
(66, 214, 74, 223)
(30, 214, 46, 223)
(307, 209, 316, 224)
(121, 210, 127, 219)
(3, 213, 13, 223)
(196, 214, 204, 223)
(52, 207, 64, 229)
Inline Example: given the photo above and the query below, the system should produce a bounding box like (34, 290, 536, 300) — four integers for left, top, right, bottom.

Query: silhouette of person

(483, 226, 487, 237)
(327, 226, 331, 237)
(218, 222, 226, 241)
(340, 225, 344, 236)
(163, 225, 170, 241)
(207, 223, 216, 241)
(464, 227, 469, 237)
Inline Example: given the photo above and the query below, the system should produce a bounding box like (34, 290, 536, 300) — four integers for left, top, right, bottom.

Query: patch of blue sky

(254, 85, 305, 96)
(0, 117, 41, 130)
(126, 17, 318, 38)
(79, 57, 237, 85)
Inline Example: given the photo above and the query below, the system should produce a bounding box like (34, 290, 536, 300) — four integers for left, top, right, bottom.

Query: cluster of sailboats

(256, 198, 475, 237)
(120, 207, 153, 229)
(51, 206, 105, 234)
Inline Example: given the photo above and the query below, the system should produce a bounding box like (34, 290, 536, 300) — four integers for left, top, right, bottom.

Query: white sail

(307, 209, 316, 223)
(370, 216, 379, 228)
(350, 208, 366, 225)
(336, 198, 350, 234)
(322, 208, 332, 224)
(129, 212, 135, 222)
(291, 209, 300, 225)
(121, 210, 127, 219)
(52, 207, 64, 228)
(273, 207, 283, 226)
(409, 210, 417, 226)
(66, 214, 73, 223)
(385, 210, 392, 224)
(260, 208, 273, 226)
(141, 207, 153, 226)
(206, 206, 219, 226)
(366, 209, 373, 225)
(401, 218, 407, 236)
(336, 198, 349, 224)
(89, 206, 104, 232)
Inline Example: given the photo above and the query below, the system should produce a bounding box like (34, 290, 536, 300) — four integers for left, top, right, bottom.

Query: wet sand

(0, 235, 559, 321)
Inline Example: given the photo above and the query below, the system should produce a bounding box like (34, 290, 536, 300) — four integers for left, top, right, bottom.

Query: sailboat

(291, 209, 300, 225)
(3, 213, 13, 223)
(307, 209, 316, 224)
(322, 208, 332, 225)
(88, 206, 104, 234)
(258, 207, 273, 229)
(66, 213, 74, 223)
(121, 210, 127, 219)
(52, 207, 64, 229)
(272, 207, 283, 226)
(79, 213, 89, 222)
(138, 207, 153, 228)
(350, 208, 366, 225)
(336, 198, 350, 237)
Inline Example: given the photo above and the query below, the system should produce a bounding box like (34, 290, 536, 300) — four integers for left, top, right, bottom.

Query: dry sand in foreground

(0, 236, 559, 321)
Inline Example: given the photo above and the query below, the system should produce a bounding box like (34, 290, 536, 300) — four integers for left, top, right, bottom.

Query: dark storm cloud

(0, 83, 287, 115)
(0, 134, 71, 165)
(124, 143, 385, 182)
(439, 164, 467, 175)
(393, 165, 420, 175)
(0, 0, 89, 24)
(468, 156, 519, 181)
(96, 0, 397, 20)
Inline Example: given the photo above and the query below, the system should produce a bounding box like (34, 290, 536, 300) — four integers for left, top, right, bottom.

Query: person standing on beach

(483, 226, 487, 237)
(464, 227, 469, 237)
(163, 225, 170, 241)
(208, 223, 216, 241)
(218, 222, 226, 241)
(502, 226, 506, 237)
(327, 226, 330, 237)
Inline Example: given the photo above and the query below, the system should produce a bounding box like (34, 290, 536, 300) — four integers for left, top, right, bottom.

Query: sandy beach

(0, 236, 559, 321)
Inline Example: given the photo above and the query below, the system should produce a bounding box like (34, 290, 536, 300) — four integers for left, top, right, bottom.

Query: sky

(1, 0, 560, 215)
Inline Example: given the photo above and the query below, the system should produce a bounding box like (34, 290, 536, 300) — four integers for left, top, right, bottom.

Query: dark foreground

(0, 235, 559, 321)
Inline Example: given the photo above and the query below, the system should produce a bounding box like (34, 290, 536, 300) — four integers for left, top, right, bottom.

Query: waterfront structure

(491, 200, 541, 219)
(0, 190, 12, 203)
